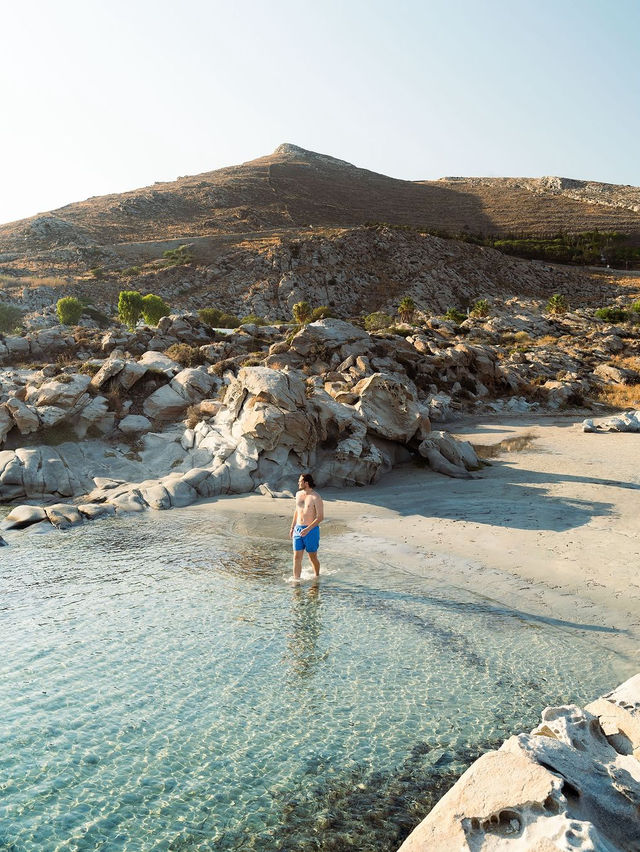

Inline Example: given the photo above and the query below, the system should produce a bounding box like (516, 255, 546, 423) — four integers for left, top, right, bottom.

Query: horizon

(3, 0, 639, 225)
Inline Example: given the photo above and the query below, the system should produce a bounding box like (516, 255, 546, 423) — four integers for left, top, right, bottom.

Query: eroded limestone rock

(398, 674, 640, 852)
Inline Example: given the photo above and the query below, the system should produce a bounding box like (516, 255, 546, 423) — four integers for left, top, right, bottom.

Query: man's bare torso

(295, 490, 320, 525)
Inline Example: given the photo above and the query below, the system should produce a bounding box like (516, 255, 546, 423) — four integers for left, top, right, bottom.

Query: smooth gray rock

(3, 505, 47, 529)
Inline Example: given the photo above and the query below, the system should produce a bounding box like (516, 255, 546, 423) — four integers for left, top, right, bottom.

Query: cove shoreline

(187, 414, 640, 668)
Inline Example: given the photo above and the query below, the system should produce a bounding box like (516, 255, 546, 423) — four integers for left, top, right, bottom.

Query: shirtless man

(290, 473, 324, 579)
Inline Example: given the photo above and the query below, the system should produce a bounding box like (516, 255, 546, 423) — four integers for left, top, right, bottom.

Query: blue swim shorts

(293, 524, 320, 553)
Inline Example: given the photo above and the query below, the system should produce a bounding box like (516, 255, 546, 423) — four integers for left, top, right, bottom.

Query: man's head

(299, 473, 315, 490)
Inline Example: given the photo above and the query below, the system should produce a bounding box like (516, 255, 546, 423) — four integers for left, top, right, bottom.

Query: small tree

(56, 296, 83, 325)
(163, 244, 193, 266)
(397, 296, 416, 323)
(118, 290, 144, 330)
(546, 293, 568, 315)
(470, 299, 490, 318)
(0, 302, 24, 333)
(311, 305, 333, 321)
(141, 293, 171, 326)
(292, 301, 312, 325)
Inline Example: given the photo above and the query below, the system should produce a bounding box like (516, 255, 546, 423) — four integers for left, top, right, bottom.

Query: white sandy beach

(195, 415, 640, 671)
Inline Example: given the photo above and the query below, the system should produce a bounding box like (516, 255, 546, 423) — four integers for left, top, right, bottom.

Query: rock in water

(0, 535, 7, 546)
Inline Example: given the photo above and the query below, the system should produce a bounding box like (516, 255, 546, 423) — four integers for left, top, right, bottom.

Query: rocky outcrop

(583, 411, 640, 432)
(398, 674, 640, 851)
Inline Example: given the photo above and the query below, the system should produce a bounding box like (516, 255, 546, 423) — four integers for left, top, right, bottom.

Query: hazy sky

(2, 0, 638, 225)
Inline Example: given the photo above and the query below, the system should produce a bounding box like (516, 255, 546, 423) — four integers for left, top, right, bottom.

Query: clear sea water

(0, 509, 632, 852)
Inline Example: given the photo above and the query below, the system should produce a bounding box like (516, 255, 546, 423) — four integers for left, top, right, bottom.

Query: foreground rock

(583, 411, 640, 432)
(398, 674, 640, 851)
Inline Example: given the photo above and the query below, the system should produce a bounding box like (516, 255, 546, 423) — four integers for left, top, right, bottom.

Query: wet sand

(193, 416, 640, 668)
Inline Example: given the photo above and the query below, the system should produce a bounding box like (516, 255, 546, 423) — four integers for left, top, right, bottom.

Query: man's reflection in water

(285, 581, 326, 681)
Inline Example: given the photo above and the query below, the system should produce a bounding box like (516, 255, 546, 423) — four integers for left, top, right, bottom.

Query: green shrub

(631, 301, 640, 313)
(311, 306, 333, 321)
(240, 314, 266, 326)
(90, 266, 105, 280)
(546, 293, 568, 315)
(141, 293, 171, 326)
(470, 299, 490, 318)
(292, 301, 312, 325)
(218, 313, 241, 328)
(164, 343, 205, 367)
(198, 307, 223, 326)
(594, 306, 629, 323)
(0, 302, 24, 333)
(122, 266, 141, 277)
(118, 290, 144, 330)
(162, 244, 193, 266)
(364, 311, 393, 331)
(397, 296, 416, 323)
(56, 296, 83, 325)
(387, 326, 413, 337)
(444, 307, 467, 324)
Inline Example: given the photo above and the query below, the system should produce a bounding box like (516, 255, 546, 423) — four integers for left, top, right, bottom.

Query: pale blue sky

(2, 0, 638, 225)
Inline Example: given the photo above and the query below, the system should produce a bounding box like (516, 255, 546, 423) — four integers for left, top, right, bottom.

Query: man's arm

(289, 498, 299, 538)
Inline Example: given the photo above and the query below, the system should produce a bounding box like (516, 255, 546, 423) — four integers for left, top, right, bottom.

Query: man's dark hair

(301, 473, 315, 488)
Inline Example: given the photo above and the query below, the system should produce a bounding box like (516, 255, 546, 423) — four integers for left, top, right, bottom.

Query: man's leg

(307, 551, 320, 577)
(293, 548, 304, 580)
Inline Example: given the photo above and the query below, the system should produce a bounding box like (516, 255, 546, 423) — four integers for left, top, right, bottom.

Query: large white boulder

(353, 372, 422, 442)
(143, 385, 190, 421)
(5, 398, 40, 435)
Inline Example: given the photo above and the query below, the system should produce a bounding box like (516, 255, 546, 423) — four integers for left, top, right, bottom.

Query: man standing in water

(290, 473, 324, 580)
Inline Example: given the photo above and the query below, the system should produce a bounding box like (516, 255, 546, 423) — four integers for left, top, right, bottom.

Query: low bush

(199, 307, 223, 326)
(364, 311, 393, 331)
(0, 302, 24, 333)
(546, 293, 568, 315)
(218, 313, 241, 328)
(164, 343, 205, 367)
(121, 266, 141, 277)
(594, 306, 629, 323)
(444, 308, 467, 324)
(470, 299, 490, 318)
(56, 296, 83, 325)
(163, 244, 193, 266)
(141, 293, 171, 326)
(118, 290, 144, 329)
(311, 306, 333, 321)
(240, 314, 266, 326)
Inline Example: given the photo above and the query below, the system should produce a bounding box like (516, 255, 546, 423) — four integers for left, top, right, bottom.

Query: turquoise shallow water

(0, 509, 632, 851)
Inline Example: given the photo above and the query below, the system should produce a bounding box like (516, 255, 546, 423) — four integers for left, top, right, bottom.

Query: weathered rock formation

(398, 674, 640, 851)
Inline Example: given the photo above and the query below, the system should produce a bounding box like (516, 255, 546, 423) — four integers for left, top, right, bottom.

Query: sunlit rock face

(398, 674, 640, 852)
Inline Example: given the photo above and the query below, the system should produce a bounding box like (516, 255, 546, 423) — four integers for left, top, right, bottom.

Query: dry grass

(611, 355, 640, 371)
(0, 274, 70, 290)
(594, 384, 640, 409)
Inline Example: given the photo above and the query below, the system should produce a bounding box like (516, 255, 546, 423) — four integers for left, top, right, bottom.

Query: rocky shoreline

(398, 674, 640, 851)
(2, 303, 640, 532)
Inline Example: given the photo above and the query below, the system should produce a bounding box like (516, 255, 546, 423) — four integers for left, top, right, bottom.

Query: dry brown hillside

(1, 145, 639, 319)
(1, 144, 639, 261)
